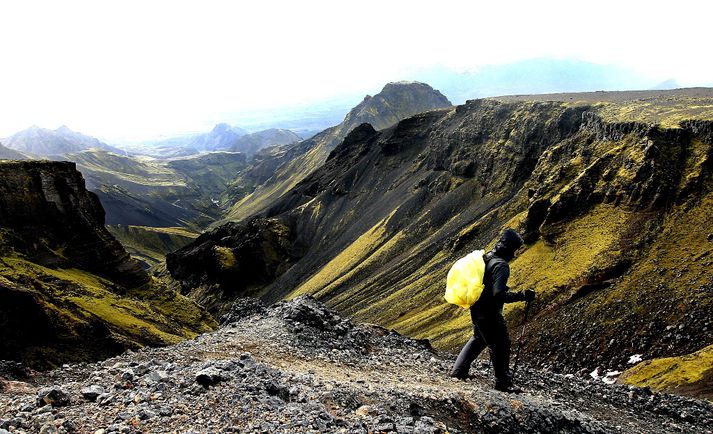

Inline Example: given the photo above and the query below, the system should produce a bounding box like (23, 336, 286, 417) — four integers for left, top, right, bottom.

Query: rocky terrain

(0, 161, 215, 368)
(0, 296, 710, 434)
(167, 89, 713, 398)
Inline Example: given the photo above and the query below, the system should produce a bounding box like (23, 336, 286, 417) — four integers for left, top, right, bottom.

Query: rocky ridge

(0, 296, 710, 434)
(223, 81, 452, 222)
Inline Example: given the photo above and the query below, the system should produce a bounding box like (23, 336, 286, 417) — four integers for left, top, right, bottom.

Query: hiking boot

(494, 382, 522, 393)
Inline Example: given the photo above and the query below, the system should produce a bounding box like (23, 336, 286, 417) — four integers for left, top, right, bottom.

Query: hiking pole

(511, 299, 532, 381)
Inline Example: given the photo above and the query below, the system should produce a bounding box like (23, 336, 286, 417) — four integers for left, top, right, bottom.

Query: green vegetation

(0, 252, 215, 368)
(107, 225, 197, 268)
(620, 345, 713, 400)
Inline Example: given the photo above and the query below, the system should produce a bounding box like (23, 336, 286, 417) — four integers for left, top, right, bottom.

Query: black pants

(450, 314, 512, 386)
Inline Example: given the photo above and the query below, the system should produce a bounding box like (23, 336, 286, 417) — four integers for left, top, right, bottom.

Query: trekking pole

(511, 299, 532, 380)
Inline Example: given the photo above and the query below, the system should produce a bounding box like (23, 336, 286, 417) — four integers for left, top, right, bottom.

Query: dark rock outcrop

(166, 218, 306, 315)
(0, 161, 147, 285)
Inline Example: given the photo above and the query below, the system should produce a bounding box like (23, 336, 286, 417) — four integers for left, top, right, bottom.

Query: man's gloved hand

(523, 288, 536, 302)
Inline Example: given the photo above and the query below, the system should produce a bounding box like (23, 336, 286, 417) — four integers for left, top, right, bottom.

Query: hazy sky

(1, 0, 711, 141)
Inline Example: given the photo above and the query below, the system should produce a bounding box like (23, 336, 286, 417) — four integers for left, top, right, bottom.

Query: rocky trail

(1, 296, 711, 434)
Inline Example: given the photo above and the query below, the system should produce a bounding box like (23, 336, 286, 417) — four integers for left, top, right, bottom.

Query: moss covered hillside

(107, 225, 197, 268)
(167, 89, 713, 399)
(0, 161, 215, 369)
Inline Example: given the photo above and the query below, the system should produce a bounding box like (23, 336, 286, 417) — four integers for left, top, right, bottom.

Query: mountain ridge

(223, 81, 452, 222)
(3, 126, 125, 157)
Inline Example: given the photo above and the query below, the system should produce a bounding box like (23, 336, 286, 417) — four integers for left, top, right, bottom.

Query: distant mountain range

(119, 124, 301, 158)
(230, 128, 301, 154)
(3, 125, 126, 157)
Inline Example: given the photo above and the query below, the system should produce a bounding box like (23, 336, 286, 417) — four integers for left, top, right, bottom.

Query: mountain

(652, 79, 681, 90)
(0, 142, 28, 160)
(0, 161, 215, 368)
(223, 81, 452, 221)
(229, 128, 301, 154)
(0, 296, 710, 433)
(167, 88, 713, 399)
(186, 123, 248, 152)
(3, 125, 124, 157)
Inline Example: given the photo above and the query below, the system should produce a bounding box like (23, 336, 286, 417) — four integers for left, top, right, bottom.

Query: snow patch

(627, 354, 643, 364)
(602, 370, 622, 385)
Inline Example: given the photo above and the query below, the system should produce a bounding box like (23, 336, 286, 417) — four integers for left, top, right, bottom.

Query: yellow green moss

(0, 254, 215, 358)
(619, 345, 713, 399)
(214, 246, 237, 270)
(290, 209, 399, 298)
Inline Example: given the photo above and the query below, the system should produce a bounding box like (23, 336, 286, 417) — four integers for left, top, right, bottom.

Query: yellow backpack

(444, 250, 486, 308)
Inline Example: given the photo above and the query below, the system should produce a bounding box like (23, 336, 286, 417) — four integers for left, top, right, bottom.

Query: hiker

(449, 229, 535, 393)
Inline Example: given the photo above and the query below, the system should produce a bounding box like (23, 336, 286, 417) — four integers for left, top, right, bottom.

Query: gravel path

(1, 296, 711, 433)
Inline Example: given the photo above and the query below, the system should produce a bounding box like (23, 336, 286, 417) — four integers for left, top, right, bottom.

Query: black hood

(491, 228, 524, 262)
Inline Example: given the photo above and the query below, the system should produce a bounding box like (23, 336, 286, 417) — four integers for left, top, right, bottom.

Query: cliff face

(0, 161, 147, 285)
(167, 93, 713, 397)
(0, 161, 215, 368)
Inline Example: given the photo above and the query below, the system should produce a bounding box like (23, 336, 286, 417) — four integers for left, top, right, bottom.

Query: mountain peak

(211, 123, 233, 133)
(340, 81, 451, 134)
(4, 125, 111, 156)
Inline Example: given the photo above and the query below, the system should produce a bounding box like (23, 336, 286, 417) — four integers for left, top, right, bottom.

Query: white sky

(1, 0, 711, 141)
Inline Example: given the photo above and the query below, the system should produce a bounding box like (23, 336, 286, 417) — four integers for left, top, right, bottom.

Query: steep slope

(3, 126, 123, 157)
(0, 161, 215, 369)
(167, 89, 713, 398)
(224, 81, 452, 222)
(0, 143, 28, 160)
(1, 297, 710, 433)
(106, 225, 197, 268)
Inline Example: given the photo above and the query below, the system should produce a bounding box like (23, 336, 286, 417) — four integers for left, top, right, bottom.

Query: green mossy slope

(107, 225, 197, 268)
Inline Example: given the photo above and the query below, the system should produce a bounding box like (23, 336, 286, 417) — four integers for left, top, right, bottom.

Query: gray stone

(81, 385, 105, 401)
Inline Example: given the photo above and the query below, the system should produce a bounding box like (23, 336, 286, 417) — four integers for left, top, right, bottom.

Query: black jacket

(470, 252, 525, 320)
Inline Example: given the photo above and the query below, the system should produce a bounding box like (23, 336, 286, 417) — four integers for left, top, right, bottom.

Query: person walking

(449, 229, 535, 393)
